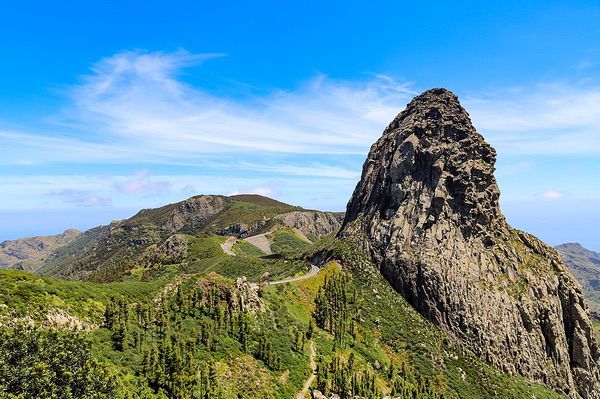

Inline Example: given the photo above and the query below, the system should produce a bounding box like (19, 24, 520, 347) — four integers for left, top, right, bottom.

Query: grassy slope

(0, 269, 163, 323)
(268, 227, 312, 256)
(208, 195, 300, 230)
(182, 235, 309, 282)
(232, 240, 266, 256)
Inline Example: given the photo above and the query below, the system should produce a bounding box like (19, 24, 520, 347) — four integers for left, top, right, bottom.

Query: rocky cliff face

(339, 88, 600, 398)
(274, 211, 341, 238)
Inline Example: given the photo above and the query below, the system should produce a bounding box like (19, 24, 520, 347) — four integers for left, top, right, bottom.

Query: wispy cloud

(1, 50, 599, 170)
(465, 84, 600, 155)
(0, 173, 355, 211)
(66, 50, 413, 155)
(1, 49, 600, 213)
(114, 170, 172, 195)
(51, 189, 112, 207)
(0, 50, 415, 166)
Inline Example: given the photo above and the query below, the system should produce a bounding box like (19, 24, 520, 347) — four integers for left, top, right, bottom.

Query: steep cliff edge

(339, 88, 600, 398)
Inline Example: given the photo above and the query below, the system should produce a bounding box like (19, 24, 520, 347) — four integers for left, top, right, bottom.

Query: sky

(1, 1, 599, 251)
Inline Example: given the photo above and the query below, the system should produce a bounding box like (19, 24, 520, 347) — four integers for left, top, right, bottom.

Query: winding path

(220, 236, 237, 256)
(296, 341, 317, 399)
(220, 233, 321, 285)
(266, 264, 320, 286)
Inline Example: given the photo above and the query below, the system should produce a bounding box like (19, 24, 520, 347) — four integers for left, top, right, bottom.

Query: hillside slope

(557, 243, 600, 318)
(0, 229, 81, 271)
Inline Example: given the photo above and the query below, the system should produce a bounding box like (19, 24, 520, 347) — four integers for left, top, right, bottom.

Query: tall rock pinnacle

(340, 88, 600, 398)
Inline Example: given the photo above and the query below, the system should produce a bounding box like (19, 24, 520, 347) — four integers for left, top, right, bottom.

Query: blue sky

(1, 1, 600, 250)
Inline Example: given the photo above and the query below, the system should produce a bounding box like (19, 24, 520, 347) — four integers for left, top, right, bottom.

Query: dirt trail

(220, 236, 237, 256)
(266, 264, 320, 286)
(296, 341, 317, 399)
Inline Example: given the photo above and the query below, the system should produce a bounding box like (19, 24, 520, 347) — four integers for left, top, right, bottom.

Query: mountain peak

(344, 87, 502, 246)
(384, 88, 478, 141)
(405, 87, 461, 112)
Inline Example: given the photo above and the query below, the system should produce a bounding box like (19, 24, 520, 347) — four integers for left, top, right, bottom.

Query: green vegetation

(308, 240, 566, 399)
(182, 235, 309, 282)
(314, 273, 360, 346)
(207, 195, 299, 231)
(95, 274, 309, 398)
(269, 227, 312, 255)
(232, 240, 265, 256)
(0, 237, 569, 398)
(38, 195, 303, 282)
(0, 325, 117, 398)
(0, 269, 162, 322)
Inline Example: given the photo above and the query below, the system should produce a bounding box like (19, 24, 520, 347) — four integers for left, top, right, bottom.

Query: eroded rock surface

(340, 88, 600, 398)
(165, 195, 226, 232)
(275, 211, 341, 238)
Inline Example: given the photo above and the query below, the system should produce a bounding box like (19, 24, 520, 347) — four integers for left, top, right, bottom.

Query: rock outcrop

(235, 277, 265, 313)
(339, 88, 600, 398)
(218, 211, 341, 239)
(164, 195, 226, 232)
(275, 211, 341, 238)
(144, 234, 189, 265)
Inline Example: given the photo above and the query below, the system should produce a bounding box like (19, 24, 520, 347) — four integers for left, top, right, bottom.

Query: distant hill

(556, 243, 600, 318)
(37, 194, 342, 282)
(0, 229, 81, 271)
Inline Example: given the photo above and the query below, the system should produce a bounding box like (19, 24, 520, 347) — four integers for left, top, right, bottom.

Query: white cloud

(539, 189, 567, 199)
(1, 49, 600, 214)
(465, 84, 600, 155)
(0, 174, 355, 211)
(0, 50, 415, 166)
(69, 51, 412, 155)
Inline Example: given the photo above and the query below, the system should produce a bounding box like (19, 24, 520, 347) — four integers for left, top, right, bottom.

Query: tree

(0, 325, 117, 399)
